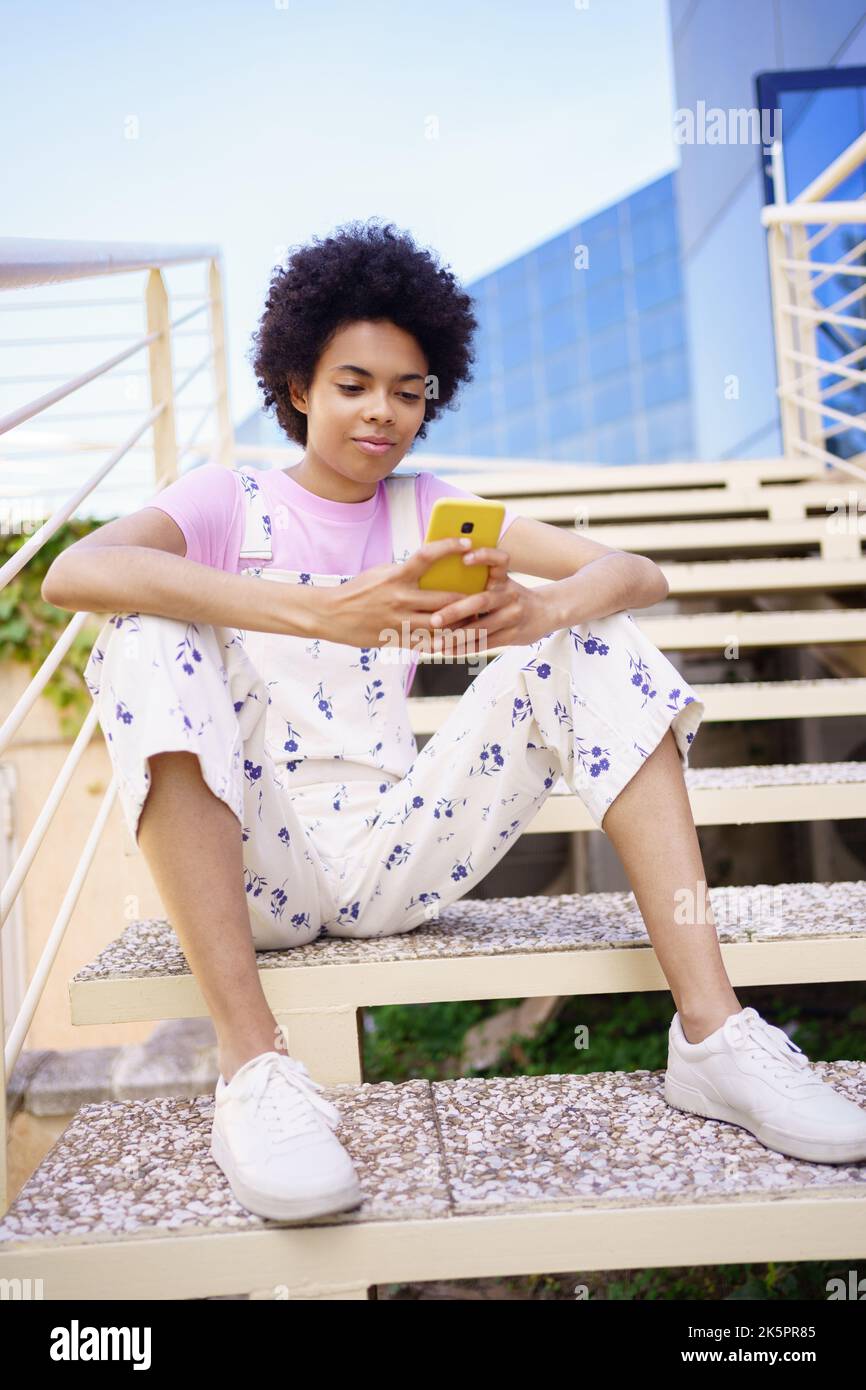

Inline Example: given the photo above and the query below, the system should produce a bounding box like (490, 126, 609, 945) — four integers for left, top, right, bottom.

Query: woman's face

(289, 319, 429, 487)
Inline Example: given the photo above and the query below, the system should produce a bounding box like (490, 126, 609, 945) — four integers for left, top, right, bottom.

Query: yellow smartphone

(417, 497, 506, 595)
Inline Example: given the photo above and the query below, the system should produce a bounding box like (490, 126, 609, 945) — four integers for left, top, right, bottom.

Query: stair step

(635, 608, 866, 649)
(2, 1067, 864, 1298)
(531, 761, 866, 831)
(488, 480, 863, 523)
(576, 516, 866, 554)
(454, 456, 831, 495)
(410, 679, 866, 731)
(677, 760, 866, 790)
(453, 455, 839, 500)
(69, 881, 866, 1026)
(644, 557, 866, 594)
(510, 558, 866, 597)
(416, 610, 866, 659)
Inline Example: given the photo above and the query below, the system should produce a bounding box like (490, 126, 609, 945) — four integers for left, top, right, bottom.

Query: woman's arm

(493, 514, 669, 612)
(41, 506, 321, 638)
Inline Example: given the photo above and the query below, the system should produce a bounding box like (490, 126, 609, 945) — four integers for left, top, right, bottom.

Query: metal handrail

(0, 331, 162, 435)
(4, 778, 120, 1075)
(0, 237, 234, 1214)
(0, 238, 220, 289)
(0, 408, 164, 592)
(0, 612, 91, 751)
(764, 157, 866, 483)
(1, 703, 102, 945)
(794, 130, 866, 204)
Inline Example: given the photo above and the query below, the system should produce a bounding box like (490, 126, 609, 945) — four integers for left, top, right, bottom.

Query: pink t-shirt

(147, 463, 520, 695)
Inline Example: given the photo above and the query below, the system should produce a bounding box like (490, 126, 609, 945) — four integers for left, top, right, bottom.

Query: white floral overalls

(83, 465, 706, 950)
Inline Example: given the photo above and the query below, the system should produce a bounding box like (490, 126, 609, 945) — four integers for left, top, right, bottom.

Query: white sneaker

(664, 1005, 866, 1164)
(210, 1050, 363, 1220)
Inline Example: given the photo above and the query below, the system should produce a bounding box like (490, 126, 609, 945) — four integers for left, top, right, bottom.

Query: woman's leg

(84, 611, 326, 1081)
(600, 727, 741, 1044)
(137, 751, 288, 1081)
(319, 616, 739, 1042)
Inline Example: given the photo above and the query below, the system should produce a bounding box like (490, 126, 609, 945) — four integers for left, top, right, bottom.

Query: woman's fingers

(461, 544, 510, 567)
(431, 586, 508, 628)
(401, 535, 473, 582)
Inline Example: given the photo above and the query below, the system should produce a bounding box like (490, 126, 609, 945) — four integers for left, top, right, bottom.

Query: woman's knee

(96, 612, 228, 685)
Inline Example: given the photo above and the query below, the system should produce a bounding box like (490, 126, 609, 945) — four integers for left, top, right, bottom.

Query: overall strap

(384, 471, 422, 565)
(235, 467, 273, 562)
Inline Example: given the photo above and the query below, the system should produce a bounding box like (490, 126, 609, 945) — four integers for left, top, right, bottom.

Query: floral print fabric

(83, 605, 705, 951)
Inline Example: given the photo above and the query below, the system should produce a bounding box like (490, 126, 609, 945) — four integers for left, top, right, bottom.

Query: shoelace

(243, 1053, 341, 1146)
(722, 1007, 824, 1090)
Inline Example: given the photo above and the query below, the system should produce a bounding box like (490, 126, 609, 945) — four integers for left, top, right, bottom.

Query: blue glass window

(645, 401, 695, 458)
(466, 422, 502, 455)
(586, 277, 627, 333)
(537, 260, 575, 310)
(588, 323, 632, 380)
(505, 410, 540, 455)
(540, 297, 579, 354)
(594, 419, 638, 465)
(628, 173, 674, 218)
(548, 389, 585, 440)
(630, 201, 679, 265)
(591, 375, 634, 427)
(465, 379, 495, 426)
(638, 302, 687, 361)
(635, 254, 682, 314)
(641, 351, 689, 410)
(582, 231, 623, 287)
(501, 363, 536, 413)
(501, 321, 531, 371)
(545, 348, 582, 398)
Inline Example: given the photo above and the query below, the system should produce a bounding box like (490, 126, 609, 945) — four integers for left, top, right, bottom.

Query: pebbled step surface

(70, 880, 866, 977)
(2, 1065, 866, 1248)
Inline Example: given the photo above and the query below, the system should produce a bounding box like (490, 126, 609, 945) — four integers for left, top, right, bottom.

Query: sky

(1, 0, 681, 497)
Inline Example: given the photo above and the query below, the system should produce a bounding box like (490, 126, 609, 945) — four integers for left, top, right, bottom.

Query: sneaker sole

(664, 1072, 866, 1165)
(210, 1128, 364, 1221)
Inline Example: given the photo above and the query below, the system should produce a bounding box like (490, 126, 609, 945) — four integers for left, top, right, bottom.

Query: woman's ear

(287, 377, 308, 415)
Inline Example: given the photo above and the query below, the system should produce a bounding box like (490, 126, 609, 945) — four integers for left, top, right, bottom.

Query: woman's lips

(352, 438, 393, 455)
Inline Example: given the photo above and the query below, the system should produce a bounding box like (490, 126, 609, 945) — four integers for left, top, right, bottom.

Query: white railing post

(145, 268, 179, 487)
(766, 220, 802, 455)
(788, 222, 825, 458)
(208, 258, 235, 468)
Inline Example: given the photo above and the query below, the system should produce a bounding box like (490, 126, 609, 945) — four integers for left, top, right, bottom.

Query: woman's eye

(338, 384, 420, 402)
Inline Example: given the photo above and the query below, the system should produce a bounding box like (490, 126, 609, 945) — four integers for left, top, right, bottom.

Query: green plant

(1, 518, 108, 738)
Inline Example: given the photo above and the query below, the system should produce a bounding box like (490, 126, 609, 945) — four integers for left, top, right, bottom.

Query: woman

(44, 219, 866, 1223)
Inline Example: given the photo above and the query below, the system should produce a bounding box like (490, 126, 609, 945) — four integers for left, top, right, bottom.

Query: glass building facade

(413, 171, 696, 466)
(239, 3, 866, 469)
(669, 0, 866, 460)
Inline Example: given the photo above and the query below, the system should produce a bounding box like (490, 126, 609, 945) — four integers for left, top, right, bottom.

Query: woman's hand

(427, 546, 555, 652)
(315, 536, 482, 650)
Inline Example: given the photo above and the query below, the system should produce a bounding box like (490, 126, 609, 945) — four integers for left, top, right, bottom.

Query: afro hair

(248, 218, 479, 447)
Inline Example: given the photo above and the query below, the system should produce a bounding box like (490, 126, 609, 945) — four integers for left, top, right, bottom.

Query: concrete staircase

(2, 875, 866, 1298)
(4, 458, 866, 1299)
